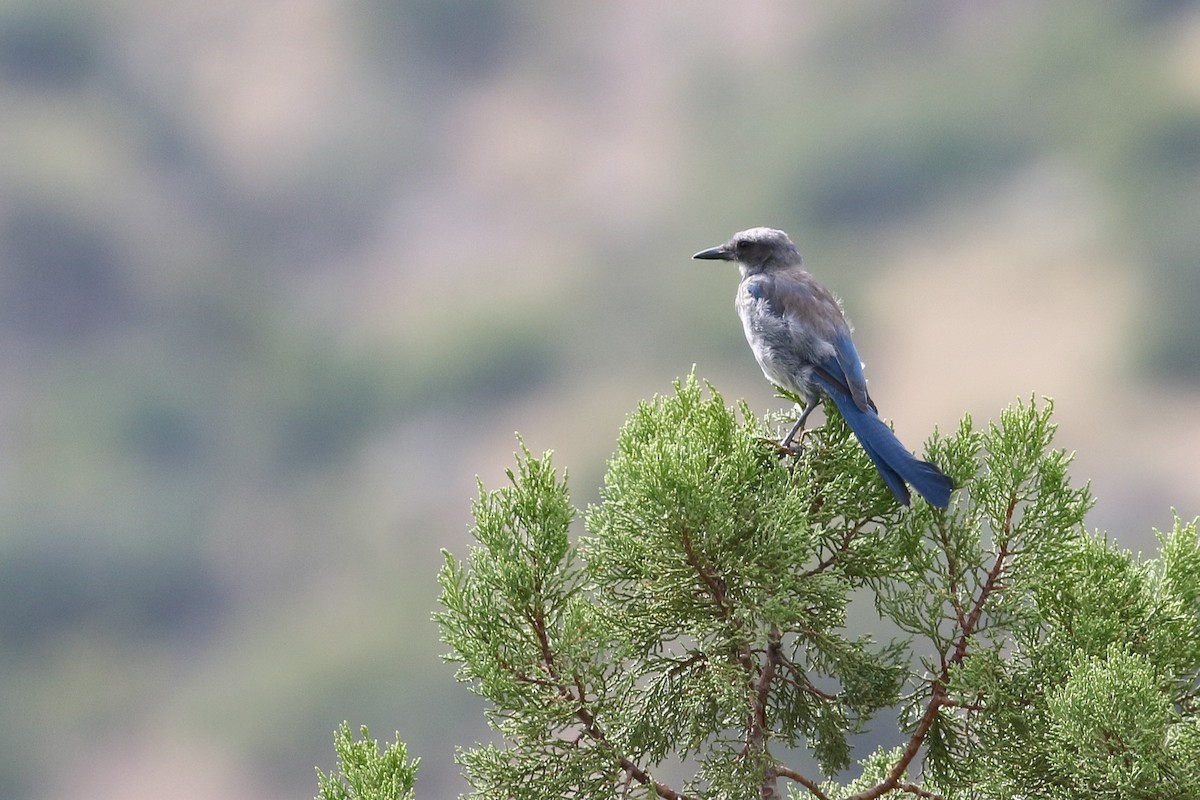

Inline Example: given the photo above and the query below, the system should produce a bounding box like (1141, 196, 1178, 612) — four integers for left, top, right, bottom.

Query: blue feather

(695, 227, 955, 509)
(813, 367, 952, 508)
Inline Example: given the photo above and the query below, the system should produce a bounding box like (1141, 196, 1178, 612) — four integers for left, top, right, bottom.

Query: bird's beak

(692, 244, 731, 261)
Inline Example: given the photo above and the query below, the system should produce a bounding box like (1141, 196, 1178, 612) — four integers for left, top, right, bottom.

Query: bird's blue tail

(821, 390, 953, 508)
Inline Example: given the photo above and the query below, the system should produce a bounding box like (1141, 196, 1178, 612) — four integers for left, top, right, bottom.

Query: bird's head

(692, 227, 802, 274)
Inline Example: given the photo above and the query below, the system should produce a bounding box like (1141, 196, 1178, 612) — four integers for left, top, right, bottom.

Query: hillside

(2, 2, 1199, 798)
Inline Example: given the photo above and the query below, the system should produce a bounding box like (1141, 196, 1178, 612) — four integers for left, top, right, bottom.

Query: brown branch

(776, 765, 831, 800)
(748, 629, 783, 753)
(520, 601, 689, 800)
(935, 521, 969, 631)
(565, 665, 690, 800)
(530, 610, 558, 677)
(847, 493, 1020, 800)
(680, 525, 735, 621)
(615, 754, 688, 800)
(775, 654, 839, 702)
(682, 525, 796, 799)
(680, 523, 761, 726)
(848, 682, 948, 800)
(773, 672, 839, 703)
(899, 781, 944, 800)
(940, 697, 984, 712)
(800, 519, 867, 579)
(949, 502, 1015, 669)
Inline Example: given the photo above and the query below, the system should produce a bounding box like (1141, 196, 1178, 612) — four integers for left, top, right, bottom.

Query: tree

(316, 722, 418, 800)
(324, 375, 1200, 799)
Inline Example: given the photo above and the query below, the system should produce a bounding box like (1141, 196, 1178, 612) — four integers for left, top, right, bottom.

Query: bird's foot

(759, 430, 807, 458)
(756, 436, 793, 457)
(781, 425, 811, 450)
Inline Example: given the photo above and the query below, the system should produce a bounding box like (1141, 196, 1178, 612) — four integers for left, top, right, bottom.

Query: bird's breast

(736, 289, 831, 396)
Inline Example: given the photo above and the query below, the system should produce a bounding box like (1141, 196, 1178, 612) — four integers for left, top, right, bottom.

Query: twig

(800, 519, 867, 579)
(846, 493, 1019, 800)
(899, 781, 944, 800)
(748, 629, 783, 752)
(523, 599, 689, 800)
(936, 521, 969, 631)
(680, 525, 735, 622)
(776, 765, 830, 800)
(775, 653, 839, 702)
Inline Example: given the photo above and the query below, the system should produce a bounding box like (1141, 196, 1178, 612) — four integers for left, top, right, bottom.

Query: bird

(693, 227, 953, 508)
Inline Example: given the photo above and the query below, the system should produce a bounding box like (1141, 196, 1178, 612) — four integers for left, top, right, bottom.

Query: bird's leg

(780, 399, 820, 450)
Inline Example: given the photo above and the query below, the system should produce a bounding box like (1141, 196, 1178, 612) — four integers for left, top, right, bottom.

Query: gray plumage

(694, 227, 953, 508)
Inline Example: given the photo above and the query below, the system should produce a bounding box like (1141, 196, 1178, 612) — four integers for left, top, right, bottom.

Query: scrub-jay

(693, 227, 952, 508)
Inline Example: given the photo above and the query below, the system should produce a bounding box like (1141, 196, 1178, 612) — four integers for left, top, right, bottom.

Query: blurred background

(2, 0, 1199, 797)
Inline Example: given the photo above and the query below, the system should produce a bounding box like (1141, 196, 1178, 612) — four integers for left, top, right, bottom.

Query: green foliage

(965, 516, 1200, 799)
(1045, 645, 1174, 797)
(433, 375, 1200, 799)
(316, 722, 418, 800)
(585, 379, 904, 776)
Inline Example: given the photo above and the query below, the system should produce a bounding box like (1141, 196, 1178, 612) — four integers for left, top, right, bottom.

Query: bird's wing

(811, 355, 875, 413)
(830, 329, 874, 413)
(746, 271, 874, 413)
